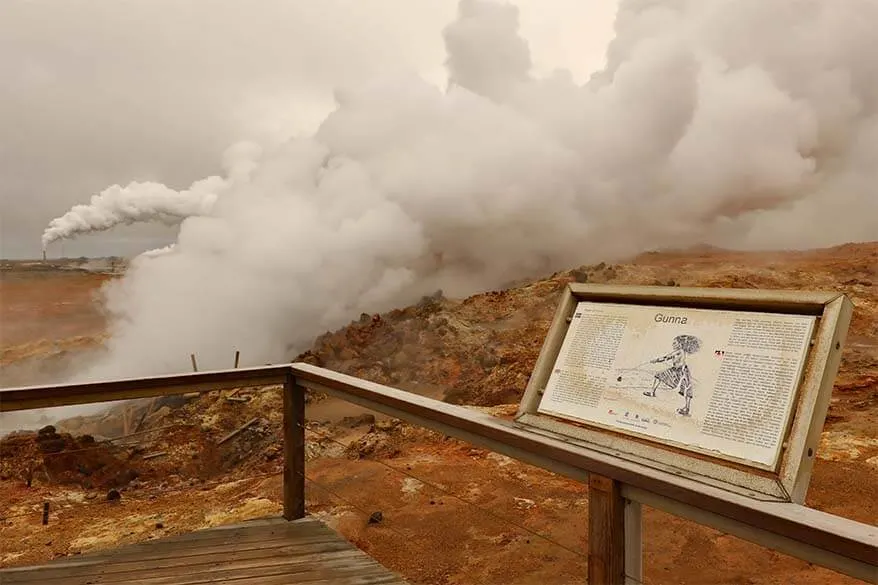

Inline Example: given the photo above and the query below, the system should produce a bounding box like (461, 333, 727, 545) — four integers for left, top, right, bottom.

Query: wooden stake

(217, 418, 259, 445)
(283, 371, 305, 520)
(588, 474, 625, 585)
(122, 408, 132, 436)
(190, 354, 198, 372)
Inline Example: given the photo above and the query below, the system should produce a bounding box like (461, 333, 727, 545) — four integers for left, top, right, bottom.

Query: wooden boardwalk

(0, 516, 409, 584)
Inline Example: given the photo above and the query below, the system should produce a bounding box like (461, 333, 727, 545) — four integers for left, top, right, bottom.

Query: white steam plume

(41, 178, 223, 249)
(52, 0, 876, 381)
(41, 141, 264, 250)
(138, 244, 177, 259)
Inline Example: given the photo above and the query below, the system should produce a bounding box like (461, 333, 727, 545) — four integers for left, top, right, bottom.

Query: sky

(0, 0, 619, 259)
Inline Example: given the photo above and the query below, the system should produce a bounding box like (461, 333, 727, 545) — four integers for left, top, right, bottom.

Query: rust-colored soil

(0, 244, 876, 584)
(0, 269, 111, 348)
(0, 266, 112, 390)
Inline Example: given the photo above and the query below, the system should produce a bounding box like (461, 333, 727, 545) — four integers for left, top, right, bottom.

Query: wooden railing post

(283, 370, 305, 520)
(588, 474, 626, 585)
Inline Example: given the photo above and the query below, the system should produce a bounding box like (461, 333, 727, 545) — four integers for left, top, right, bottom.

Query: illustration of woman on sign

(642, 334, 702, 416)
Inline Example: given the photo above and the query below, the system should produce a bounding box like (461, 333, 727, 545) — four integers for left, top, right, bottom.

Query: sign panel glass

(537, 301, 816, 468)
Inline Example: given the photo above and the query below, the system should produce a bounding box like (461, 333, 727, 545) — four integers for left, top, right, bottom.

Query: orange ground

(1, 248, 876, 584)
(0, 268, 110, 348)
(0, 266, 111, 390)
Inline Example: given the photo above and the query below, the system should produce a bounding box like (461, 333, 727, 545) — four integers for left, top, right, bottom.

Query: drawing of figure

(642, 334, 702, 416)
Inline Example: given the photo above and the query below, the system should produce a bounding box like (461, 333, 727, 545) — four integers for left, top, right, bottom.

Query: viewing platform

(0, 516, 408, 585)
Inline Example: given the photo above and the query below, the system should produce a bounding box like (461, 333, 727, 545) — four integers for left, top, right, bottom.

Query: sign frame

(515, 284, 853, 503)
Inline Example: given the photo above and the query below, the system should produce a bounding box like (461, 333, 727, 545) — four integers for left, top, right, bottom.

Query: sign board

(515, 284, 852, 503)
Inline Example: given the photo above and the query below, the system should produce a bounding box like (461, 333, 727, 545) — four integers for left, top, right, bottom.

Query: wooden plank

(783, 295, 854, 502)
(2, 539, 340, 582)
(37, 532, 341, 571)
(517, 286, 576, 417)
(71, 523, 325, 561)
(567, 283, 839, 314)
(2, 520, 319, 573)
(283, 370, 305, 520)
(8, 552, 406, 585)
(88, 550, 371, 585)
(0, 366, 289, 413)
(515, 412, 791, 500)
(40, 547, 365, 585)
(588, 474, 625, 585)
(1, 517, 407, 585)
(291, 363, 878, 575)
(2, 542, 355, 584)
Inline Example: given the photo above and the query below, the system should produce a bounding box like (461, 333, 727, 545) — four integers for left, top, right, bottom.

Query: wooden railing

(1, 364, 875, 584)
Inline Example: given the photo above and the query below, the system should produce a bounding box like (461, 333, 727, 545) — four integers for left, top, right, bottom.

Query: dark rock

(368, 511, 383, 524)
(339, 414, 376, 428)
(570, 268, 589, 283)
(38, 437, 66, 454)
(112, 469, 139, 487)
(157, 395, 190, 409)
(106, 489, 121, 502)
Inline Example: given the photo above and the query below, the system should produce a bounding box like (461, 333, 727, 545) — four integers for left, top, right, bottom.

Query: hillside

(301, 242, 876, 407)
(0, 242, 876, 584)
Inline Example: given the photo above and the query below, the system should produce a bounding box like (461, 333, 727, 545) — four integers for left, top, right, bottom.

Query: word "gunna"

(655, 313, 688, 324)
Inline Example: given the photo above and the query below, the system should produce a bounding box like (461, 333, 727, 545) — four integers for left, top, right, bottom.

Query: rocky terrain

(0, 243, 876, 584)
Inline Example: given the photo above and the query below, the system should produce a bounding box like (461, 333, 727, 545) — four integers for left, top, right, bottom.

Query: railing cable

(300, 473, 425, 545)
(302, 424, 588, 561)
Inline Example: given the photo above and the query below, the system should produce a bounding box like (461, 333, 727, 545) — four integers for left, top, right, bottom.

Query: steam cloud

(47, 0, 877, 381)
(41, 180, 221, 249)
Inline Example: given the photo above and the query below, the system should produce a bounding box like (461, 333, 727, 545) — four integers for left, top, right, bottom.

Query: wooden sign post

(515, 284, 853, 584)
(588, 474, 625, 584)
